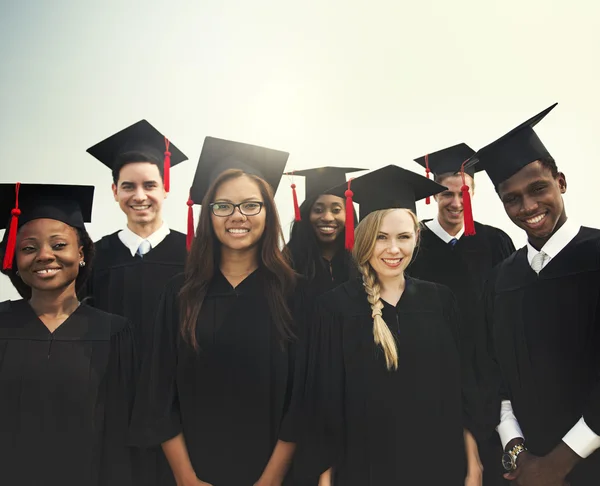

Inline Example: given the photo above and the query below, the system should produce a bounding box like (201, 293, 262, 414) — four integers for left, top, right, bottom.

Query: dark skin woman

(0, 184, 135, 486)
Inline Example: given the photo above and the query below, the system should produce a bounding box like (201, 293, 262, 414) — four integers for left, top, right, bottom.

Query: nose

(36, 244, 55, 262)
(133, 186, 147, 202)
(321, 211, 335, 223)
(450, 194, 462, 208)
(230, 206, 247, 222)
(521, 194, 539, 215)
(387, 239, 401, 254)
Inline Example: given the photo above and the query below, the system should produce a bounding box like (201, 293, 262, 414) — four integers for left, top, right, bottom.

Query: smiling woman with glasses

(130, 138, 308, 486)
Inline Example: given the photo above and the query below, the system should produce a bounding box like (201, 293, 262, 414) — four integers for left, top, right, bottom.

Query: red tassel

(460, 162, 476, 236)
(186, 196, 194, 251)
(291, 183, 301, 221)
(344, 179, 355, 251)
(3, 182, 22, 270)
(164, 137, 172, 193)
(425, 154, 431, 205)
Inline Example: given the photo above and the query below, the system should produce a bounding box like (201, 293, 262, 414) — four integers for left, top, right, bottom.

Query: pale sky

(1, 0, 599, 300)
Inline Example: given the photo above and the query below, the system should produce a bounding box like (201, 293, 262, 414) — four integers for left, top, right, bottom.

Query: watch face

(501, 452, 515, 471)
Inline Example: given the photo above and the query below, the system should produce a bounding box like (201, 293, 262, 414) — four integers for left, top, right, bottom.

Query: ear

(111, 183, 119, 202)
(557, 172, 567, 194)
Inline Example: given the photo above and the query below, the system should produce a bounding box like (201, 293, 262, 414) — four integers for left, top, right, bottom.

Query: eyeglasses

(209, 201, 265, 217)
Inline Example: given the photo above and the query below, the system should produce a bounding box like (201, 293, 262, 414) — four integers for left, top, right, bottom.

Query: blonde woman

(299, 166, 483, 486)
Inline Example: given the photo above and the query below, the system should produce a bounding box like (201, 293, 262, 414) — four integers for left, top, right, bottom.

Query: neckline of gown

(379, 276, 415, 309)
(18, 299, 84, 336)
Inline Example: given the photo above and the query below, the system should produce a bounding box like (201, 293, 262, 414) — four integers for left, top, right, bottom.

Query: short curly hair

(0, 225, 95, 299)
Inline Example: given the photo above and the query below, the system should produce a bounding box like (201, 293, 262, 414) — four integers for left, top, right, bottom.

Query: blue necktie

(449, 238, 458, 247)
(137, 240, 151, 257)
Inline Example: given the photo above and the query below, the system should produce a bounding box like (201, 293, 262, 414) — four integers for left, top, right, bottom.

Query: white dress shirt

(498, 218, 600, 458)
(118, 223, 171, 257)
(425, 218, 465, 244)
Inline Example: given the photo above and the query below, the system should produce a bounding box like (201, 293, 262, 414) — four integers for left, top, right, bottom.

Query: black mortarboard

(467, 103, 557, 188)
(328, 165, 446, 219)
(286, 166, 366, 200)
(414, 143, 479, 178)
(86, 119, 188, 192)
(325, 165, 446, 249)
(1, 183, 94, 269)
(284, 166, 366, 221)
(186, 136, 289, 249)
(189, 137, 290, 205)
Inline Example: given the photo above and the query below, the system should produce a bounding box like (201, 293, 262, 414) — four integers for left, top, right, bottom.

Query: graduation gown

(300, 277, 477, 486)
(83, 230, 187, 358)
(130, 269, 305, 486)
(479, 227, 600, 485)
(408, 220, 515, 366)
(0, 300, 135, 486)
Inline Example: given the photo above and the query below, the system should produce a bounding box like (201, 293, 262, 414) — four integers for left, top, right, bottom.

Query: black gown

(407, 220, 515, 485)
(479, 227, 600, 485)
(0, 300, 135, 486)
(83, 230, 187, 486)
(130, 269, 306, 486)
(300, 277, 478, 486)
(408, 220, 515, 366)
(83, 230, 188, 358)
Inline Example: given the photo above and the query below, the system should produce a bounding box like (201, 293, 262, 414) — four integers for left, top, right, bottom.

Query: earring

(15, 270, 19, 276)
(79, 261, 86, 267)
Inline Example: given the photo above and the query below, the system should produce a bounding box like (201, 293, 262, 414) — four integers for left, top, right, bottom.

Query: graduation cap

(413, 142, 480, 235)
(467, 103, 558, 188)
(326, 165, 446, 250)
(186, 136, 290, 250)
(86, 119, 188, 192)
(414, 142, 479, 184)
(1, 183, 94, 270)
(284, 166, 365, 221)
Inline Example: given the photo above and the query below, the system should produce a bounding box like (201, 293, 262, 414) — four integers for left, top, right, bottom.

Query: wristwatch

(502, 442, 528, 471)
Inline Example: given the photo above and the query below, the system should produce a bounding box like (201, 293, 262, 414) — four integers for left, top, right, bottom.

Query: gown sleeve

(438, 284, 485, 440)
(293, 297, 346, 478)
(495, 229, 517, 264)
(278, 284, 311, 443)
(473, 270, 506, 441)
(129, 278, 182, 447)
(98, 318, 137, 486)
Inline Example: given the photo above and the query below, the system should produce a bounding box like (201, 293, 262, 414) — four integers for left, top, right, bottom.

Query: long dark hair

(179, 169, 297, 349)
(286, 195, 357, 281)
(0, 226, 95, 300)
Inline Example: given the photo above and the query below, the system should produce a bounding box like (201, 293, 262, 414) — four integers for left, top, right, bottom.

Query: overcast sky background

(1, 0, 599, 300)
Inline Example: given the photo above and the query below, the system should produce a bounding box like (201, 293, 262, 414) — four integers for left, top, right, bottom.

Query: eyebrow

(378, 231, 412, 236)
(214, 196, 262, 203)
(120, 180, 159, 186)
(314, 202, 343, 207)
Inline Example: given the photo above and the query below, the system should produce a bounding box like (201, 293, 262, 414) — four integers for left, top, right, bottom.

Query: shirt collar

(526, 217, 580, 266)
(425, 217, 464, 244)
(118, 222, 171, 257)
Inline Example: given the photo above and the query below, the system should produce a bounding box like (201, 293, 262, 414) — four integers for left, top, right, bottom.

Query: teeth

(526, 213, 546, 224)
(319, 226, 336, 234)
(36, 269, 59, 274)
(228, 228, 249, 234)
(382, 259, 401, 264)
(132, 205, 150, 210)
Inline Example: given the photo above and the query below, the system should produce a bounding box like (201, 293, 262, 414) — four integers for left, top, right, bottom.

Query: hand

(503, 452, 569, 486)
(318, 468, 333, 486)
(253, 477, 281, 486)
(464, 464, 483, 486)
(175, 473, 213, 486)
